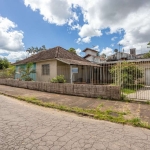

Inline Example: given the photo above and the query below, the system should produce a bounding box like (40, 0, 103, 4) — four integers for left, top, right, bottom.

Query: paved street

(0, 85, 150, 124)
(0, 95, 150, 150)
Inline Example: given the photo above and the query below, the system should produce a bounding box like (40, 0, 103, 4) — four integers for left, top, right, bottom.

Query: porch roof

(56, 58, 99, 67)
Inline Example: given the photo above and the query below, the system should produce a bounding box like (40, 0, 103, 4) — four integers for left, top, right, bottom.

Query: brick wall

(0, 79, 121, 100)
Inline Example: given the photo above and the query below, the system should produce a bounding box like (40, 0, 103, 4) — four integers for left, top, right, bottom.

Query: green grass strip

(1, 93, 150, 130)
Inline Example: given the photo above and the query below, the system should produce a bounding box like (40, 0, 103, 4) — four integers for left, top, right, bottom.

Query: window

(42, 64, 50, 75)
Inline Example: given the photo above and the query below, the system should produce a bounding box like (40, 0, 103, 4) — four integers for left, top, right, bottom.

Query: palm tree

(31, 46, 35, 54)
(26, 48, 32, 55)
(41, 45, 46, 50)
(40, 45, 46, 51)
(26, 45, 47, 56)
(19, 62, 36, 81)
(34, 47, 39, 53)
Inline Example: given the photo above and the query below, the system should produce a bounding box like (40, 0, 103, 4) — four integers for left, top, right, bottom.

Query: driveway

(127, 86, 150, 100)
(0, 95, 150, 150)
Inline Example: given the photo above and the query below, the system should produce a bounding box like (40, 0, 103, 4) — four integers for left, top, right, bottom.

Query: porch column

(92, 67, 93, 84)
(86, 66, 87, 83)
(70, 65, 73, 84)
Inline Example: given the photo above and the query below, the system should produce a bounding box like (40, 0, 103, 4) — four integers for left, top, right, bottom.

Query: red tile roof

(14, 46, 88, 65)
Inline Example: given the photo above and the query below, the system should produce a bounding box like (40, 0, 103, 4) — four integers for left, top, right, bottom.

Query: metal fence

(57, 61, 150, 101)
(1, 60, 150, 101)
(102, 61, 150, 101)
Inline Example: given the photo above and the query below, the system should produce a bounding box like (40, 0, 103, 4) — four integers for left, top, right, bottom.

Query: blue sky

(0, 0, 150, 62)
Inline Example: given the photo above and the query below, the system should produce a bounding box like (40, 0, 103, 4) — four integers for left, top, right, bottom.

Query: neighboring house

(136, 53, 147, 59)
(83, 48, 106, 64)
(107, 48, 136, 61)
(14, 46, 99, 83)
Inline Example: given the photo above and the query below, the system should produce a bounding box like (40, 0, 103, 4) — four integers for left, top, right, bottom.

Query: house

(14, 46, 99, 83)
(107, 48, 136, 61)
(83, 48, 106, 64)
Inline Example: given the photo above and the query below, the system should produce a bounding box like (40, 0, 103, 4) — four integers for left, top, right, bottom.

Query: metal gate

(117, 61, 150, 101)
(88, 60, 150, 101)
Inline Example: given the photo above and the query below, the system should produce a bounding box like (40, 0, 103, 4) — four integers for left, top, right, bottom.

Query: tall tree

(143, 41, 150, 58)
(26, 45, 47, 56)
(0, 58, 10, 70)
(144, 51, 150, 58)
(68, 48, 76, 54)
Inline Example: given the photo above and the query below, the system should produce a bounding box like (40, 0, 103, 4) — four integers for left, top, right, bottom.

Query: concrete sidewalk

(0, 85, 150, 124)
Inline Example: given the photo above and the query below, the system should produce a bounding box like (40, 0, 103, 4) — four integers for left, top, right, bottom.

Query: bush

(0, 65, 15, 78)
(109, 62, 143, 86)
(51, 75, 66, 83)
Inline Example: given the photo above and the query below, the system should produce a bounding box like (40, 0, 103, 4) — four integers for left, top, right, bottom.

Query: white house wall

(85, 50, 97, 56)
(36, 60, 57, 82)
(85, 56, 94, 62)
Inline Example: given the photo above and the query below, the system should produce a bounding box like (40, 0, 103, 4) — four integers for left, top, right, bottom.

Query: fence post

(70, 65, 73, 84)
(136, 63, 138, 99)
(120, 61, 123, 98)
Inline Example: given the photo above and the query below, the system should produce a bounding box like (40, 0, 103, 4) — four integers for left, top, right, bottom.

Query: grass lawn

(122, 88, 136, 94)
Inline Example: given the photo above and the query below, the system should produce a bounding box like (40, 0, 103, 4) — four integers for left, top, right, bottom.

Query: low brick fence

(0, 79, 121, 100)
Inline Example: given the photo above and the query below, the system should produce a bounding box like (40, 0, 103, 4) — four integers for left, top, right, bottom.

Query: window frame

(42, 64, 50, 75)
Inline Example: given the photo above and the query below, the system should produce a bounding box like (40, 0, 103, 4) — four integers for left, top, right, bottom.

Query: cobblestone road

(0, 95, 150, 150)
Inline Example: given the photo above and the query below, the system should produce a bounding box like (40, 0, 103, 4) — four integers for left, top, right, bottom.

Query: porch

(56, 58, 112, 84)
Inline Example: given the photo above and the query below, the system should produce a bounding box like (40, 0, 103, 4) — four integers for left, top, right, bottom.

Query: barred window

(42, 64, 50, 75)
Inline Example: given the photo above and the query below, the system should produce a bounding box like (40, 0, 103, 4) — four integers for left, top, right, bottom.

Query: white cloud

(24, 0, 150, 46)
(0, 51, 27, 63)
(75, 0, 150, 45)
(79, 24, 102, 38)
(76, 37, 91, 44)
(75, 48, 81, 56)
(92, 45, 100, 51)
(0, 16, 25, 62)
(82, 37, 91, 43)
(0, 16, 24, 52)
(24, 0, 78, 26)
(111, 44, 114, 47)
(70, 24, 81, 30)
(111, 37, 117, 41)
(100, 47, 113, 56)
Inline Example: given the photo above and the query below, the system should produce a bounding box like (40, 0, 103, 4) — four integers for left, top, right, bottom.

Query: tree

(0, 65, 15, 78)
(19, 62, 36, 81)
(101, 53, 106, 58)
(143, 42, 150, 58)
(26, 45, 47, 56)
(143, 51, 150, 58)
(110, 62, 143, 88)
(0, 58, 10, 70)
(68, 48, 76, 54)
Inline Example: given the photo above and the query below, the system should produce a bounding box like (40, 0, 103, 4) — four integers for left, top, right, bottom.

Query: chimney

(130, 48, 136, 55)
